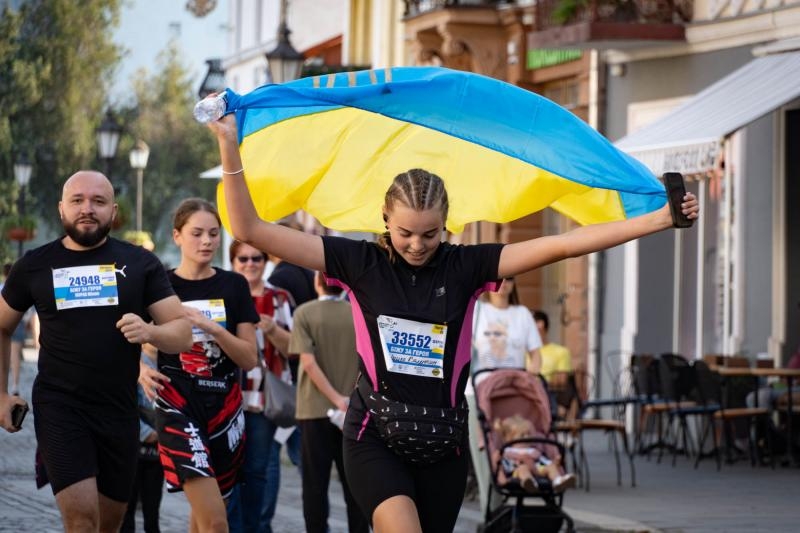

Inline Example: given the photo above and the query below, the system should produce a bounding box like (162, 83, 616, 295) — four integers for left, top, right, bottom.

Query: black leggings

(343, 430, 468, 532)
(120, 456, 164, 533)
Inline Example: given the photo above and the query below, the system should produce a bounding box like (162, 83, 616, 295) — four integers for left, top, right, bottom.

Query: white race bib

(53, 264, 119, 310)
(184, 299, 227, 342)
(376, 315, 447, 379)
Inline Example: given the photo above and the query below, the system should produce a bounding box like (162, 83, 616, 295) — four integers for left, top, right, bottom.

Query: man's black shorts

(34, 399, 138, 501)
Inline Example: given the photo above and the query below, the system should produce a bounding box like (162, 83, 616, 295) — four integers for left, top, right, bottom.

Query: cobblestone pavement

(0, 358, 486, 533)
(4, 356, 798, 532)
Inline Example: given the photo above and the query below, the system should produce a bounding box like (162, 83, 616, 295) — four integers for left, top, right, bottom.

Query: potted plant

(552, 0, 639, 25)
(123, 230, 155, 251)
(552, 0, 589, 24)
(2, 213, 37, 242)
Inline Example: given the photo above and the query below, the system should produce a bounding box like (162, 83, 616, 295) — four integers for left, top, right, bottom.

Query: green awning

(527, 49, 582, 70)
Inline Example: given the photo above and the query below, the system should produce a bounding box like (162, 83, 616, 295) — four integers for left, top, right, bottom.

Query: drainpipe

(587, 49, 601, 391)
(694, 155, 708, 360)
(722, 138, 733, 355)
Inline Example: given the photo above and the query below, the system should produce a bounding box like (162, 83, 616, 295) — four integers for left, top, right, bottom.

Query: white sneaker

(553, 474, 576, 492)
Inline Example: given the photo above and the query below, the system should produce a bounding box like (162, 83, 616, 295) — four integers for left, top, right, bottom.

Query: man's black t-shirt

(1, 237, 175, 413)
(158, 268, 258, 378)
(268, 261, 315, 307)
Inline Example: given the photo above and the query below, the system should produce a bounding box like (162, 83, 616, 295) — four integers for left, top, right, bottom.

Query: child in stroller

(473, 368, 575, 532)
(494, 414, 576, 493)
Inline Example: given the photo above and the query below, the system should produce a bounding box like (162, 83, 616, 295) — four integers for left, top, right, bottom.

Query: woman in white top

(473, 277, 541, 374)
(468, 276, 542, 513)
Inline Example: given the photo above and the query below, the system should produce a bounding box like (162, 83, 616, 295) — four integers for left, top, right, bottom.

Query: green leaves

(0, 2, 219, 259)
(0, 0, 123, 233)
(117, 39, 218, 255)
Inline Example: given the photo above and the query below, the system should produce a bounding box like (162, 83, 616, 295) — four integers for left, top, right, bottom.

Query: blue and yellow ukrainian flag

(219, 67, 665, 234)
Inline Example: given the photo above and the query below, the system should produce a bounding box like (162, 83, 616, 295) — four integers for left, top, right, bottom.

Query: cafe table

(715, 366, 800, 465)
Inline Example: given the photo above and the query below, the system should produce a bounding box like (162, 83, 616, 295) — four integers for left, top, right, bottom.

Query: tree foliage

(0, 2, 220, 264)
(120, 40, 219, 259)
(0, 0, 122, 264)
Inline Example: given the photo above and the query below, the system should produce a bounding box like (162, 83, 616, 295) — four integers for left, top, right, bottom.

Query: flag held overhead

(218, 67, 666, 234)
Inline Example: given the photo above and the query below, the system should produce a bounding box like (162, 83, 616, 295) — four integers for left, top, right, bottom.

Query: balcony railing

(534, 0, 691, 29)
(402, 0, 691, 49)
(527, 0, 690, 49)
(403, 0, 508, 17)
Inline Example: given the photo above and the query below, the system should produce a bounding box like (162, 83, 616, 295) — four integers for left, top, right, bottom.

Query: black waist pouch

(357, 377, 467, 465)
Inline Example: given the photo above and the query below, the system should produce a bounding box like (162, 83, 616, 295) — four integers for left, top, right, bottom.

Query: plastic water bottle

(327, 408, 346, 430)
(193, 91, 227, 123)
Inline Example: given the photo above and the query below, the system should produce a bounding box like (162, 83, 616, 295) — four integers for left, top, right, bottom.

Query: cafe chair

(551, 370, 636, 491)
(723, 355, 751, 368)
(703, 354, 725, 367)
(657, 353, 708, 465)
(631, 354, 673, 457)
(692, 360, 774, 470)
(775, 391, 800, 458)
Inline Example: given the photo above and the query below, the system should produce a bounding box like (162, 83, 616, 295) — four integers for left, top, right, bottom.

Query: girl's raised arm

(497, 193, 698, 278)
(207, 113, 325, 272)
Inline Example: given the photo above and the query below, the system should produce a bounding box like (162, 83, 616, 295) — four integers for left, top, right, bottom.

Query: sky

(112, 0, 229, 103)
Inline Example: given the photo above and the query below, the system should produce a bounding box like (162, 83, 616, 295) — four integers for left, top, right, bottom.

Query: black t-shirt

(323, 236, 504, 414)
(1, 237, 175, 413)
(267, 261, 314, 383)
(158, 268, 259, 378)
(268, 261, 316, 307)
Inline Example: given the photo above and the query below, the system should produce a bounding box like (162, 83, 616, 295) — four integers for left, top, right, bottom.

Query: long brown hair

(173, 198, 221, 231)
(376, 168, 449, 261)
(481, 277, 521, 306)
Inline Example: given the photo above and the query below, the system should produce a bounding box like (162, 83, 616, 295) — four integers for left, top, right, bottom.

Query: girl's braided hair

(377, 169, 449, 261)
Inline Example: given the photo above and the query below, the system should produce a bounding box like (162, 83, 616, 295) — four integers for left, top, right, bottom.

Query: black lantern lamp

(13, 153, 33, 257)
(96, 110, 122, 179)
(266, 0, 304, 84)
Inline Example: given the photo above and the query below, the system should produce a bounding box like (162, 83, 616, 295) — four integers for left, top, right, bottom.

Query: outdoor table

(716, 366, 800, 465)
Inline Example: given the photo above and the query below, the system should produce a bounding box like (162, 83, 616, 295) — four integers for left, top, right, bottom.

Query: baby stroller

(473, 368, 575, 533)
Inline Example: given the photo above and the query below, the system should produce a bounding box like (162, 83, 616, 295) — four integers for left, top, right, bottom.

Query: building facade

(223, 0, 346, 94)
(595, 0, 800, 373)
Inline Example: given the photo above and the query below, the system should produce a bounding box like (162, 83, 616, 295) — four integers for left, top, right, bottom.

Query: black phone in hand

(664, 172, 694, 228)
(11, 403, 29, 429)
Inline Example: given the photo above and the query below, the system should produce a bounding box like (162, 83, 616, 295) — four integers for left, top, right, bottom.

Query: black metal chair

(631, 354, 672, 457)
(551, 370, 636, 491)
(657, 353, 710, 465)
(692, 360, 774, 470)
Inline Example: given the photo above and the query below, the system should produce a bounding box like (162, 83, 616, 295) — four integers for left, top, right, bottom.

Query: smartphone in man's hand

(11, 403, 29, 429)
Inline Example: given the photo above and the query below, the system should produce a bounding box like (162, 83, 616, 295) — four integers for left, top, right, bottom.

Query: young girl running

(207, 114, 698, 533)
(154, 198, 259, 533)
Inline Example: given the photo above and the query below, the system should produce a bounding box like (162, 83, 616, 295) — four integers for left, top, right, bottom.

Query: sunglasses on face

(236, 255, 265, 264)
(484, 330, 505, 337)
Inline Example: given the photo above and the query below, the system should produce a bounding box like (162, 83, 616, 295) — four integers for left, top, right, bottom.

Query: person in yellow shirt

(534, 310, 572, 384)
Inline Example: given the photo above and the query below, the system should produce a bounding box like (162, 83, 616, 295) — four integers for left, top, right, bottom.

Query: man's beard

(63, 216, 112, 248)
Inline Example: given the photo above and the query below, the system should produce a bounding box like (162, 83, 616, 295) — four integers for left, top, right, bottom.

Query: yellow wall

(348, 0, 370, 66)
(347, 0, 406, 68)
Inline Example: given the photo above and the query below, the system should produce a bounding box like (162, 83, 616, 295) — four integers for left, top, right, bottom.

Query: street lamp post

(265, 0, 304, 84)
(13, 154, 33, 258)
(96, 110, 122, 181)
(129, 140, 150, 234)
